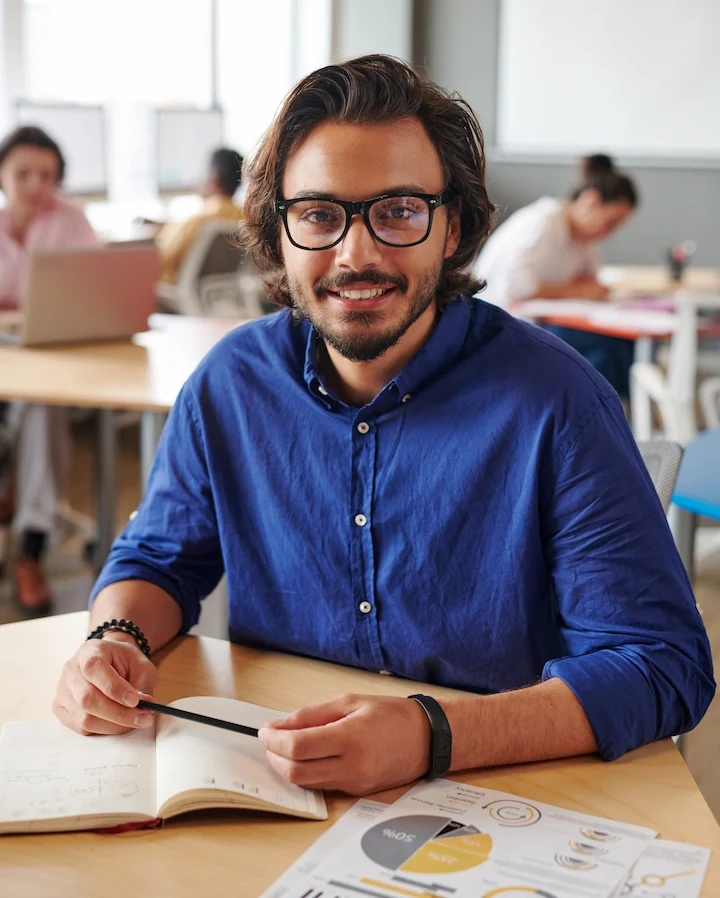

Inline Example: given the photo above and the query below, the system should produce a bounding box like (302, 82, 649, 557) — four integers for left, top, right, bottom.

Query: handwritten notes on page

(0, 720, 156, 829)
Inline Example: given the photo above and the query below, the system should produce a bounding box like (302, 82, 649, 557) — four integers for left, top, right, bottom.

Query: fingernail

(134, 714, 153, 727)
(123, 692, 137, 707)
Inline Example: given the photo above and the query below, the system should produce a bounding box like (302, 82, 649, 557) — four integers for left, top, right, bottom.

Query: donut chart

(360, 815, 492, 875)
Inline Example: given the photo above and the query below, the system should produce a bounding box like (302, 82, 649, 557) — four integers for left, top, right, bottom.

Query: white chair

(630, 292, 720, 445)
(699, 376, 720, 429)
(636, 439, 684, 513)
(155, 220, 265, 319)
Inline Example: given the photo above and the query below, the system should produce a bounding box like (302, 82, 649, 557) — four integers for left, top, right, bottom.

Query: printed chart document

(278, 778, 658, 898)
(0, 696, 326, 834)
(262, 799, 388, 898)
(614, 839, 711, 898)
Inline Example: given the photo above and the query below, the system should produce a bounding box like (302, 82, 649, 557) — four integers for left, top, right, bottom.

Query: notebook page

(155, 697, 326, 819)
(0, 721, 156, 828)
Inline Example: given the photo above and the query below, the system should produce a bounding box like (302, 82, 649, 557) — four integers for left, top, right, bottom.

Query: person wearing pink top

(0, 125, 100, 613)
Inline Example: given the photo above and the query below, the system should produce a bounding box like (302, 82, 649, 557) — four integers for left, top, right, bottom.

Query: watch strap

(408, 693, 452, 779)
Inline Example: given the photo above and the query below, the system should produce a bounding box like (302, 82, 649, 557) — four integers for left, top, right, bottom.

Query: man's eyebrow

(287, 185, 433, 201)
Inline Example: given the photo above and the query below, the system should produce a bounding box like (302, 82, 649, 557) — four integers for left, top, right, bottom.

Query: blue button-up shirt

(92, 296, 715, 760)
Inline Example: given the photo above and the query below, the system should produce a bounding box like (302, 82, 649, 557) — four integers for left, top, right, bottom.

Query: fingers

(53, 640, 159, 736)
(259, 695, 364, 762)
(264, 751, 347, 791)
(69, 675, 154, 732)
(78, 646, 142, 708)
(264, 695, 361, 731)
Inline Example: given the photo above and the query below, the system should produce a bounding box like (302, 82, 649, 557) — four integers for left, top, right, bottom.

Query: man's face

(280, 117, 460, 362)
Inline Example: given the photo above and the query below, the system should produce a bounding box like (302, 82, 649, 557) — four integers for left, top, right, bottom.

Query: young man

(54, 56, 713, 796)
(155, 146, 243, 284)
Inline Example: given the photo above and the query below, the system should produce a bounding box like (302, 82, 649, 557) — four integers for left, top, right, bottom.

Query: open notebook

(0, 696, 327, 834)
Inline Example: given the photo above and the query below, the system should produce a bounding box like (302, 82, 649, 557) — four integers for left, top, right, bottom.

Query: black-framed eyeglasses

(274, 189, 454, 251)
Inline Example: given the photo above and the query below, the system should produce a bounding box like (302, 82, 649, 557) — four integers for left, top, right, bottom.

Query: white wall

(333, 0, 413, 62)
(0, 0, 22, 139)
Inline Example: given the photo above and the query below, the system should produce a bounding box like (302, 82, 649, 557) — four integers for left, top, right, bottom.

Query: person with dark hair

(0, 125, 99, 613)
(156, 146, 243, 283)
(475, 153, 639, 396)
(52, 57, 711, 794)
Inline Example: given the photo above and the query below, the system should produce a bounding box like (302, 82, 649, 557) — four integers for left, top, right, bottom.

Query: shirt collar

(302, 296, 473, 412)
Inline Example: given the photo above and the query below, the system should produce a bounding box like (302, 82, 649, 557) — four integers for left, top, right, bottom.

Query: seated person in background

(156, 147, 243, 284)
(0, 125, 99, 612)
(53, 57, 712, 795)
(475, 154, 638, 397)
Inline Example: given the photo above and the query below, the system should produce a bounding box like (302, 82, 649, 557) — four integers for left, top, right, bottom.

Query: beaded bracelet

(86, 619, 151, 657)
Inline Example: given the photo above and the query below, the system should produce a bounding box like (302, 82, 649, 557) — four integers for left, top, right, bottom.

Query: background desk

(1, 612, 719, 897)
(513, 291, 720, 364)
(0, 314, 244, 563)
(599, 264, 720, 296)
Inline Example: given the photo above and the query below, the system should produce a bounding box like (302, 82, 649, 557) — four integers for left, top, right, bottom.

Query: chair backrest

(637, 439, 684, 512)
(173, 220, 240, 315)
(699, 376, 720, 429)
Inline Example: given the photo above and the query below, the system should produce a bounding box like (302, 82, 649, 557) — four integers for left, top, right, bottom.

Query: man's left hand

(258, 694, 431, 795)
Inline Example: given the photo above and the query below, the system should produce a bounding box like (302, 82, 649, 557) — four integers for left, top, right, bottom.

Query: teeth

(337, 288, 389, 300)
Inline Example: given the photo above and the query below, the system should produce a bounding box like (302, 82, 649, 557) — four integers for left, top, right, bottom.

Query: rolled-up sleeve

(541, 393, 715, 760)
(89, 386, 223, 632)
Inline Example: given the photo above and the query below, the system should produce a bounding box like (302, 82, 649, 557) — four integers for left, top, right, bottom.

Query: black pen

(137, 699, 259, 738)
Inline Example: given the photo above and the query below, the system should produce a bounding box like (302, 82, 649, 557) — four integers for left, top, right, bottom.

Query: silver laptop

(2, 244, 158, 347)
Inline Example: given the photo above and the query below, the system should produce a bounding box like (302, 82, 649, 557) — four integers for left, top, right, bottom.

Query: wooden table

(0, 314, 245, 563)
(1, 613, 718, 897)
(599, 264, 720, 296)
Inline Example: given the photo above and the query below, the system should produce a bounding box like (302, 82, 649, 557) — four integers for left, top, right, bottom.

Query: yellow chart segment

(483, 888, 556, 897)
(400, 831, 492, 874)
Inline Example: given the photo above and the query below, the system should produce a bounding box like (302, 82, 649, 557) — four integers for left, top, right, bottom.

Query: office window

(23, 0, 212, 107)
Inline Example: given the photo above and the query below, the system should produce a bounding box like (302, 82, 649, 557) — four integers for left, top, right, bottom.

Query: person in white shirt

(475, 154, 638, 396)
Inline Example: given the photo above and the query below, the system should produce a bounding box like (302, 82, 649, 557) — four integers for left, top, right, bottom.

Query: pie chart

(360, 815, 492, 875)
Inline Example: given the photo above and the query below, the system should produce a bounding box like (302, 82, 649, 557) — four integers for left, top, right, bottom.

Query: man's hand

(52, 637, 158, 736)
(258, 694, 431, 795)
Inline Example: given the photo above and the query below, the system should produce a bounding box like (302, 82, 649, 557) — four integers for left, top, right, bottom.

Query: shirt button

(129, 510, 138, 521)
(357, 421, 370, 434)
(317, 385, 328, 396)
(354, 513, 367, 527)
(359, 601, 372, 614)
(401, 394, 412, 403)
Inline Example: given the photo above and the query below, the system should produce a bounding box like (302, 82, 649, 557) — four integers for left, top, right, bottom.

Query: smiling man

(53, 56, 713, 794)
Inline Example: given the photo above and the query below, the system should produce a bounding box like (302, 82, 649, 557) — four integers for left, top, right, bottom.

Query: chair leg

(669, 505, 696, 582)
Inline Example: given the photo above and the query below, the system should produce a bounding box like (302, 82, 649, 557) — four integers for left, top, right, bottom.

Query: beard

(288, 261, 444, 363)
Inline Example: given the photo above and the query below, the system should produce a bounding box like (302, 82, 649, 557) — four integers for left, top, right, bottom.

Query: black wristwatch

(408, 694, 452, 780)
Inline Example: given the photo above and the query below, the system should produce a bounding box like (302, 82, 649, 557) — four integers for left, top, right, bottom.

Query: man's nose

(334, 214, 383, 269)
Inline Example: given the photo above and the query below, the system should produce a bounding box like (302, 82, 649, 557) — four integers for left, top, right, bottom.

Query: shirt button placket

(350, 413, 383, 667)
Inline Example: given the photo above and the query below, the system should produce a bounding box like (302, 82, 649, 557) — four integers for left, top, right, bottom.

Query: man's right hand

(52, 637, 159, 735)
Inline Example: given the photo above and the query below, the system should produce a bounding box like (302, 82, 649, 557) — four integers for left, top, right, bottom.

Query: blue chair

(671, 427, 720, 581)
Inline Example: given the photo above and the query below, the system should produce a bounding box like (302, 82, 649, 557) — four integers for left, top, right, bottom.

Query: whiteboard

(497, 0, 720, 160)
(15, 103, 106, 193)
(156, 107, 223, 190)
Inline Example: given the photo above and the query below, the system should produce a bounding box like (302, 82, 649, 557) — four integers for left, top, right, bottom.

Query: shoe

(14, 556, 52, 616)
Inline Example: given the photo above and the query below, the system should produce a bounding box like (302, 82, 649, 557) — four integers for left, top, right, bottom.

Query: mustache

(314, 270, 408, 296)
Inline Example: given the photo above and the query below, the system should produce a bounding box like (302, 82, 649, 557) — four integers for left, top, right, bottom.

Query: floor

(1, 419, 718, 820)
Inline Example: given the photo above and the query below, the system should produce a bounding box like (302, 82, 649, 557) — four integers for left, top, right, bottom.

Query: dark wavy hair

(241, 55, 494, 309)
(569, 153, 639, 207)
(0, 125, 66, 183)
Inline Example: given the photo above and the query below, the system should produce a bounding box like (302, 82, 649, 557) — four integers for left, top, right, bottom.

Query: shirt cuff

(542, 650, 658, 761)
(89, 560, 200, 634)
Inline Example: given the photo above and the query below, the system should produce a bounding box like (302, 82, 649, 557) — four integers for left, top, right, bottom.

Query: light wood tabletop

(600, 264, 720, 296)
(1, 612, 718, 897)
(0, 313, 244, 412)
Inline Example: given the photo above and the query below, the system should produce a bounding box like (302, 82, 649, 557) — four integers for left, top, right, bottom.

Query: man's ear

(444, 199, 462, 259)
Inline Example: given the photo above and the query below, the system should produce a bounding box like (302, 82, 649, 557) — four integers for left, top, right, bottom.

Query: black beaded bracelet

(86, 619, 151, 657)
